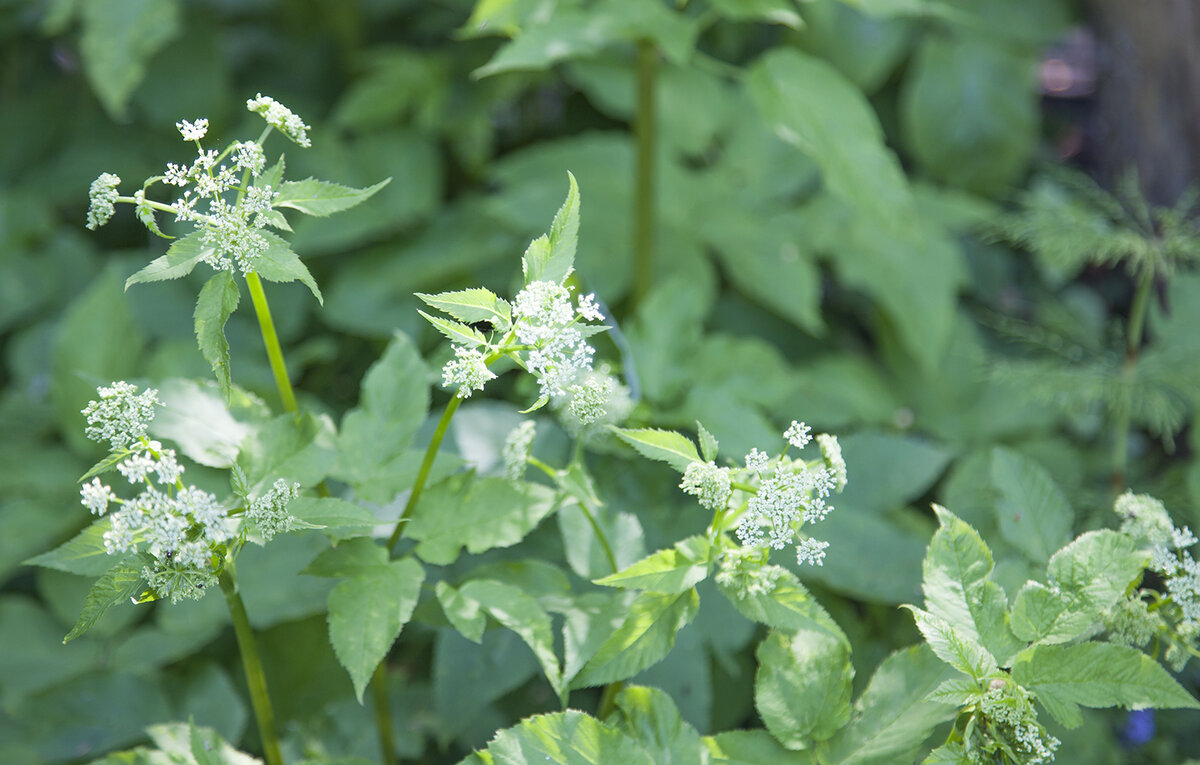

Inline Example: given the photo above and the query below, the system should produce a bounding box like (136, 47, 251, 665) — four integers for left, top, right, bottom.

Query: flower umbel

(82, 381, 160, 450)
(246, 93, 311, 147)
(85, 173, 121, 230)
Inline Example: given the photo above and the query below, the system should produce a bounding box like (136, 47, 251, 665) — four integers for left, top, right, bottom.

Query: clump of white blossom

(1114, 491, 1200, 667)
(84, 93, 315, 275)
(972, 682, 1061, 765)
(502, 420, 537, 481)
(715, 546, 784, 599)
(79, 382, 299, 603)
(554, 363, 632, 439)
(680, 420, 846, 571)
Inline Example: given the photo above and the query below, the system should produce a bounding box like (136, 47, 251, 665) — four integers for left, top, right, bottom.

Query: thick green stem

(597, 680, 625, 720)
(372, 662, 396, 765)
(1111, 268, 1154, 492)
(219, 566, 283, 765)
(245, 271, 299, 415)
(632, 38, 658, 307)
(387, 395, 465, 552)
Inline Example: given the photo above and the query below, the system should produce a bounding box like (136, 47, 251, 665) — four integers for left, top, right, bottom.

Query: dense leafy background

(4, 0, 1200, 763)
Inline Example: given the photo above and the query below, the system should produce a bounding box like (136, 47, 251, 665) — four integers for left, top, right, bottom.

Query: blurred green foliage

(5, 0, 1200, 762)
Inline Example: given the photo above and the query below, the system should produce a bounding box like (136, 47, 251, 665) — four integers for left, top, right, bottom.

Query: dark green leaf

(571, 589, 699, 688)
(194, 271, 240, 400)
(64, 555, 151, 642)
(990, 447, 1072, 564)
(125, 231, 210, 289)
(253, 231, 323, 304)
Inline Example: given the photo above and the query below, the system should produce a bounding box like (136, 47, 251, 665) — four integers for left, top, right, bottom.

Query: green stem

(632, 38, 658, 307)
(1111, 268, 1154, 493)
(219, 565, 283, 765)
(245, 271, 300, 415)
(387, 395, 465, 552)
(372, 662, 396, 765)
(528, 457, 618, 574)
(597, 680, 625, 720)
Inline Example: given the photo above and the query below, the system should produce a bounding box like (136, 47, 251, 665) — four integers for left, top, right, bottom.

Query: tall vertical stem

(1112, 267, 1155, 492)
(220, 566, 284, 765)
(245, 271, 299, 415)
(632, 38, 658, 307)
(387, 395, 464, 552)
(372, 662, 396, 765)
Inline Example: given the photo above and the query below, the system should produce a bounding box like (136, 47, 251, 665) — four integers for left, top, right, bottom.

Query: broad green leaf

(25, 519, 115, 576)
(824, 645, 960, 765)
(124, 231, 210, 289)
(1012, 642, 1200, 729)
(990, 447, 1072, 564)
(327, 557, 424, 701)
(609, 685, 705, 765)
(793, 0, 913, 94)
(416, 288, 512, 329)
(149, 379, 269, 470)
(719, 568, 846, 645)
(434, 628, 541, 745)
(238, 410, 337, 492)
(79, 0, 181, 118)
(562, 591, 636, 681)
(612, 427, 700, 472)
(418, 310, 487, 348)
(273, 177, 391, 217)
(556, 463, 646, 579)
(1009, 580, 1069, 644)
(904, 606, 997, 680)
(571, 589, 699, 688)
(64, 555, 151, 642)
(922, 741, 968, 764)
(459, 578, 565, 701)
(253, 231, 323, 304)
(754, 628, 854, 749)
(522, 172, 580, 286)
(193, 271, 240, 401)
(436, 581, 487, 643)
(922, 506, 1023, 665)
(697, 422, 719, 462)
(408, 475, 558, 565)
(476, 710, 655, 765)
(303, 537, 388, 578)
(595, 536, 711, 594)
(335, 332, 430, 495)
(702, 730, 816, 764)
(287, 497, 377, 533)
(708, 0, 803, 27)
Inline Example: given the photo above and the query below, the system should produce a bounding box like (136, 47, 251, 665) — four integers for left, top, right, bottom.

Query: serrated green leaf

(303, 537, 388, 578)
(612, 428, 701, 472)
(194, 271, 240, 401)
(697, 422, 719, 462)
(436, 581, 487, 643)
(609, 685, 705, 765)
(78, 450, 131, 483)
(327, 557, 424, 702)
(595, 536, 711, 594)
(702, 729, 816, 764)
(1012, 642, 1200, 729)
(273, 177, 391, 217)
(478, 710, 655, 765)
(459, 578, 565, 701)
(287, 497, 377, 532)
(418, 310, 487, 348)
(79, 0, 181, 118)
(64, 555, 151, 642)
(416, 288, 512, 329)
(755, 628, 854, 749)
(990, 448, 1073, 564)
(824, 645, 960, 765)
(408, 476, 558, 565)
(904, 606, 997, 680)
(571, 589, 699, 689)
(24, 519, 115, 576)
(253, 231, 323, 304)
(922, 506, 1024, 666)
(125, 231, 211, 289)
(718, 568, 846, 645)
(522, 172, 579, 285)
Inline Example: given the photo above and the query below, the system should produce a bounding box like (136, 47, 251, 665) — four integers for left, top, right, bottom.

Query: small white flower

(795, 537, 829, 566)
(566, 376, 612, 425)
(246, 93, 311, 148)
(118, 453, 157, 485)
(247, 479, 300, 542)
(816, 433, 847, 492)
(784, 420, 812, 450)
(233, 141, 266, 176)
(577, 293, 603, 322)
(745, 448, 769, 474)
(82, 381, 159, 451)
(502, 420, 537, 481)
(80, 478, 116, 516)
(442, 346, 496, 398)
(176, 118, 209, 142)
(85, 173, 121, 230)
(680, 461, 732, 511)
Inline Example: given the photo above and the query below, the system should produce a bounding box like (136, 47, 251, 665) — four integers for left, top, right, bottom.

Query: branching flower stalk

(77, 382, 299, 765)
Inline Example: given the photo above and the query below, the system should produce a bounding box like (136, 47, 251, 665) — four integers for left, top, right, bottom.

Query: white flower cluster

(85, 172, 121, 230)
(442, 347, 496, 398)
(976, 684, 1060, 765)
(79, 382, 299, 603)
(512, 281, 601, 401)
(246, 93, 311, 148)
(1116, 491, 1200, 634)
(715, 547, 784, 599)
(162, 123, 278, 275)
(555, 364, 631, 437)
(502, 420, 537, 481)
(82, 381, 160, 450)
(680, 421, 847, 569)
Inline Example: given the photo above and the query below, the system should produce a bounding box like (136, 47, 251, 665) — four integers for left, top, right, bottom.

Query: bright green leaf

(64, 555, 151, 642)
(612, 428, 701, 472)
(125, 231, 210, 290)
(416, 288, 512, 329)
(194, 271, 240, 401)
(991, 447, 1073, 564)
(609, 685, 705, 765)
(273, 177, 391, 218)
(571, 589, 699, 689)
(522, 172, 579, 286)
(903, 606, 998, 680)
(755, 628, 854, 749)
(436, 581, 488, 643)
(595, 536, 711, 594)
(478, 710, 655, 765)
(253, 231, 323, 305)
(460, 578, 565, 701)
